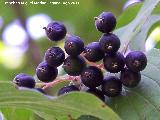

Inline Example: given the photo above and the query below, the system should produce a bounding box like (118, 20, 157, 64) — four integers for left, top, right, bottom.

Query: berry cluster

(13, 12, 147, 101)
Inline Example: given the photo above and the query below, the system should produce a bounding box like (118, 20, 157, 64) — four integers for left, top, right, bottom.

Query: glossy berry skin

(36, 61, 58, 82)
(95, 12, 116, 33)
(102, 76, 122, 97)
(63, 55, 86, 76)
(125, 51, 147, 72)
(99, 33, 120, 55)
(103, 52, 125, 73)
(44, 47, 65, 67)
(44, 21, 67, 41)
(64, 34, 84, 56)
(13, 73, 35, 88)
(58, 85, 79, 95)
(81, 66, 103, 88)
(86, 88, 105, 101)
(120, 68, 141, 88)
(84, 42, 104, 62)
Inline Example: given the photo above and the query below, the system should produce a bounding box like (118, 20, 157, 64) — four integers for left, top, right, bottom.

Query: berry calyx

(99, 33, 120, 55)
(44, 47, 65, 67)
(63, 55, 86, 76)
(102, 76, 122, 97)
(84, 42, 104, 62)
(81, 66, 103, 88)
(64, 34, 84, 56)
(36, 61, 58, 82)
(58, 85, 79, 95)
(103, 52, 125, 73)
(95, 12, 116, 33)
(120, 68, 141, 88)
(125, 51, 147, 72)
(43, 21, 67, 41)
(13, 73, 35, 88)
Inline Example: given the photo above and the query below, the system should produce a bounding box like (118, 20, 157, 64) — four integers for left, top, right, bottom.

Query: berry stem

(40, 75, 80, 89)
(81, 52, 97, 66)
(81, 52, 105, 70)
(97, 63, 105, 70)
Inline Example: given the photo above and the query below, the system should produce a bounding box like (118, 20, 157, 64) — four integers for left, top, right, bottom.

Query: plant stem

(40, 75, 80, 89)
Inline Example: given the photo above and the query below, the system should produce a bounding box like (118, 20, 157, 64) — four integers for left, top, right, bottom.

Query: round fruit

(64, 34, 84, 56)
(103, 52, 125, 73)
(84, 42, 104, 62)
(43, 21, 67, 41)
(95, 12, 116, 33)
(86, 88, 105, 101)
(102, 76, 122, 97)
(99, 33, 120, 55)
(63, 55, 86, 76)
(13, 73, 35, 88)
(44, 47, 65, 67)
(81, 66, 103, 88)
(125, 51, 147, 72)
(120, 68, 141, 88)
(36, 61, 58, 82)
(58, 85, 79, 95)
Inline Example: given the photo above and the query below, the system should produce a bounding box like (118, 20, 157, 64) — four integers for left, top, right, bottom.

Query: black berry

(58, 85, 79, 95)
(13, 73, 35, 88)
(84, 42, 104, 62)
(125, 51, 147, 72)
(103, 52, 125, 73)
(102, 76, 122, 97)
(64, 34, 84, 56)
(95, 12, 116, 33)
(63, 55, 86, 76)
(36, 61, 58, 82)
(120, 68, 141, 88)
(86, 88, 105, 101)
(99, 33, 120, 55)
(43, 21, 67, 41)
(44, 47, 65, 67)
(81, 66, 103, 88)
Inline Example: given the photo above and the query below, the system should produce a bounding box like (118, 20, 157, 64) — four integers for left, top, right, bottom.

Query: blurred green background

(0, 0, 159, 81)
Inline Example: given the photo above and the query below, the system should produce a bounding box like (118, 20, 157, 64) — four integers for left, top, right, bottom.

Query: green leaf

(115, 0, 160, 52)
(0, 82, 121, 120)
(117, 1, 160, 29)
(108, 48, 160, 120)
(130, 15, 160, 51)
(117, 3, 142, 28)
(153, 3, 160, 14)
(1, 108, 34, 120)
